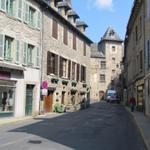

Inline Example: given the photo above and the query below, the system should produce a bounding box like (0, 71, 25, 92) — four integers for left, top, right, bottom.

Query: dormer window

(109, 30, 115, 37)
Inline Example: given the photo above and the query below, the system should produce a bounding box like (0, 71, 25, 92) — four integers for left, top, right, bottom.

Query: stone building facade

(124, 0, 145, 111)
(90, 27, 123, 101)
(40, 0, 92, 112)
(0, 0, 41, 118)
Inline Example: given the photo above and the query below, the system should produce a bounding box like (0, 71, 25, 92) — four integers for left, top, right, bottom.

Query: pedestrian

(129, 96, 136, 112)
(2, 92, 7, 111)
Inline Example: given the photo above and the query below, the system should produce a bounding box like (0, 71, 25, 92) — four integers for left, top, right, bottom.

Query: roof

(76, 20, 88, 28)
(90, 43, 105, 58)
(67, 10, 79, 19)
(100, 27, 123, 42)
(35, 0, 93, 44)
(57, 1, 71, 10)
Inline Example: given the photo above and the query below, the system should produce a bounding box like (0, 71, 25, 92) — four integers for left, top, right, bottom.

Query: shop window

(0, 86, 15, 117)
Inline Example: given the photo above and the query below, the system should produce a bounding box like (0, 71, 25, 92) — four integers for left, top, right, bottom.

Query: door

(25, 85, 34, 116)
(61, 92, 65, 104)
(44, 90, 53, 112)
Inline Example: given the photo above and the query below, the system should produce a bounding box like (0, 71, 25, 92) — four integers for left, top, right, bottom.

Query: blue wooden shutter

(16, 40, 20, 63)
(0, 34, 4, 59)
(37, 11, 41, 29)
(17, 0, 22, 20)
(0, 0, 6, 11)
(24, 2, 29, 23)
(23, 42, 27, 65)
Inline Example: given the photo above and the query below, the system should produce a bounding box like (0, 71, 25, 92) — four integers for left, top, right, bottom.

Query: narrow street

(0, 102, 147, 150)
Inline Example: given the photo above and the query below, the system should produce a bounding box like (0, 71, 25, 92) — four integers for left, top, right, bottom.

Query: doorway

(44, 90, 53, 113)
(61, 92, 65, 104)
(25, 85, 34, 116)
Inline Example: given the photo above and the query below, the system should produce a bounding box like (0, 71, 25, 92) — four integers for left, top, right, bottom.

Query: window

(27, 44, 34, 65)
(76, 64, 80, 81)
(112, 57, 116, 64)
(6, 0, 14, 16)
(59, 57, 67, 78)
(63, 27, 68, 45)
(72, 62, 76, 80)
(83, 42, 86, 56)
(52, 19, 58, 39)
(139, 17, 142, 37)
(112, 46, 116, 52)
(4, 36, 13, 61)
(47, 52, 58, 75)
(73, 34, 76, 50)
(100, 74, 105, 82)
(81, 65, 86, 82)
(101, 61, 106, 69)
(112, 69, 115, 74)
(29, 6, 36, 26)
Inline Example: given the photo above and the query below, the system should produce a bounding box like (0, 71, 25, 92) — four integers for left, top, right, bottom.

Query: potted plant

(72, 80, 77, 87)
(62, 80, 68, 85)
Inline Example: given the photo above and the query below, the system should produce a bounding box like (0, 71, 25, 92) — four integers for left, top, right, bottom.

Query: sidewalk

(0, 112, 64, 126)
(126, 107, 150, 150)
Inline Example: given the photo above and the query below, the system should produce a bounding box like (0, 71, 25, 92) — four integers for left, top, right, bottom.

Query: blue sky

(72, 0, 134, 42)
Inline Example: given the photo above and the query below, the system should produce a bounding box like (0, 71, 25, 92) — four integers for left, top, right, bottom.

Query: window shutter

(0, 34, 4, 59)
(68, 60, 71, 79)
(16, 40, 20, 62)
(52, 19, 58, 39)
(59, 57, 63, 77)
(54, 54, 58, 76)
(47, 51, 51, 75)
(63, 27, 68, 45)
(73, 34, 76, 50)
(36, 47, 40, 67)
(23, 42, 27, 65)
(76, 64, 80, 81)
(83, 42, 86, 56)
(17, 0, 22, 20)
(24, 2, 29, 23)
(0, 0, 6, 11)
(84, 67, 86, 82)
(37, 11, 41, 29)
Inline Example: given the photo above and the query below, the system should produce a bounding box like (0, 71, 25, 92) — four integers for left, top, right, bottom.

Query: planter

(51, 78, 59, 84)
(70, 89, 77, 95)
(72, 81, 77, 87)
(62, 80, 68, 85)
(82, 83, 87, 88)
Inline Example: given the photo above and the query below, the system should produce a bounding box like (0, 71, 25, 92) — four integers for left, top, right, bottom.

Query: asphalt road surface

(0, 102, 147, 150)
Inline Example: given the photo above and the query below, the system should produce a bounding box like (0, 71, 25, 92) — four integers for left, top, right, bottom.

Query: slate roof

(101, 27, 123, 42)
(67, 10, 79, 18)
(91, 43, 105, 58)
(76, 20, 88, 28)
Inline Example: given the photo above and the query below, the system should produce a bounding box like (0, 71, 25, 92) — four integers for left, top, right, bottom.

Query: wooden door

(44, 91, 53, 112)
(25, 85, 34, 116)
(62, 92, 65, 104)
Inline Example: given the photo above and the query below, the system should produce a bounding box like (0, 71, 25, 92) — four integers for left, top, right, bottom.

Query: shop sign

(0, 71, 10, 80)
(138, 86, 143, 91)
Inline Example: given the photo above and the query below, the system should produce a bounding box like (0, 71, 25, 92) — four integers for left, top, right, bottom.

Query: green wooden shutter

(17, 0, 22, 20)
(0, 0, 6, 11)
(23, 42, 27, 65)
(37, 11, 41, 29)
(34, 47, 40, 67)
(24, 2, 29, 23)
(16, 40, 20, 63)
(0, 34, 4, 59)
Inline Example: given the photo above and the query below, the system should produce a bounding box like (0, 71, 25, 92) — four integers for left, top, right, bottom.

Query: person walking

(130, 96, 136, 112)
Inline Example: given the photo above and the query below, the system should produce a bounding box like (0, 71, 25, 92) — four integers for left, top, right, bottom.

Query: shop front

(136, 79, 144, 112)
(0, 80, 16, 118)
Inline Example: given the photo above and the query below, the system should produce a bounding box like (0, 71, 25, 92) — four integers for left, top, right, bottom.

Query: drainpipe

(38, 5, 45, 115)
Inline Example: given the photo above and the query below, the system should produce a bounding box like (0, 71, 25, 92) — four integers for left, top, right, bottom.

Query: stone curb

(125, 107, 150, 150)
(0, 112, 64, 126)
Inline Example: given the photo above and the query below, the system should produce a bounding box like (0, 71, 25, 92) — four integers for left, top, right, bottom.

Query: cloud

(94, 0, 114, 11)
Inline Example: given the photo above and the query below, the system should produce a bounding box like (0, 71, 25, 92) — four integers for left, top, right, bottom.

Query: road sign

(42, 81, 48, 89)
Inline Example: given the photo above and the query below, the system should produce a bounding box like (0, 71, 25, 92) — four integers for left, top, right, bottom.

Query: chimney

(67, 10, 79, 26)
(66, 0, 72, 6)
(76, 20, 88, 33)
(57, 1, 71, 18)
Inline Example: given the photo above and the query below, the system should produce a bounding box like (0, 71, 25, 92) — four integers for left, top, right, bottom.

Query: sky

(72, 0, 134, 42)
